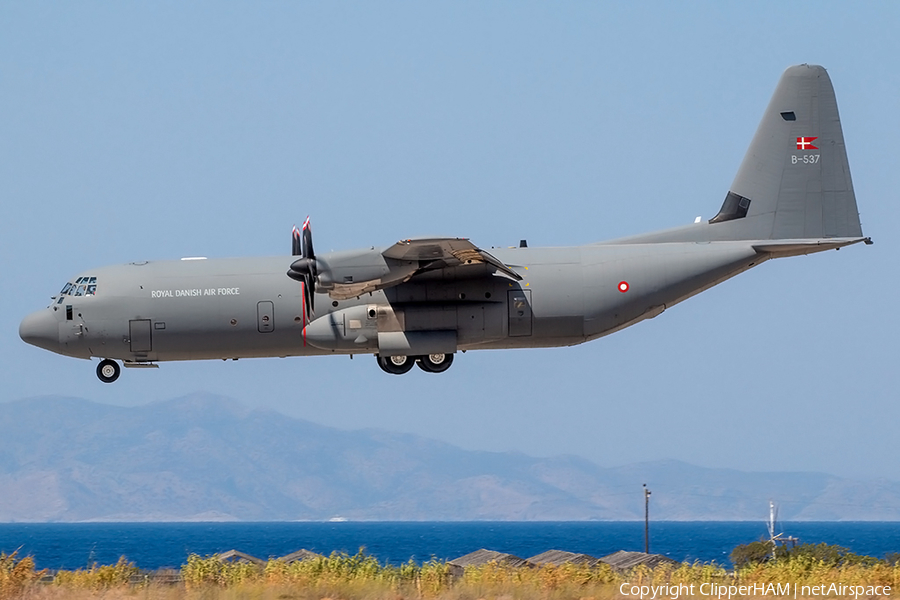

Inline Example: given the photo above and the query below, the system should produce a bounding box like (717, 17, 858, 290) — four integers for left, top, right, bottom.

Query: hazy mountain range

(1, 394, 897, 522)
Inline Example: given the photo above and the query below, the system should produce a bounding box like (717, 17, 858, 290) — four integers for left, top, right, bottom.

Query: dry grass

(3, 549, 899, 600)
(9, 588, 186, 600)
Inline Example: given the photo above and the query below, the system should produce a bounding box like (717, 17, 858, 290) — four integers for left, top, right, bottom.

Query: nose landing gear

(97, 359, 121, 383)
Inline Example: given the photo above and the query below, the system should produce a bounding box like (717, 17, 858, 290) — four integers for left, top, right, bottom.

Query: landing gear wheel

(376, 354, 415, 375)
(417, 353, 454, 373)
(96, 359, 121, 383)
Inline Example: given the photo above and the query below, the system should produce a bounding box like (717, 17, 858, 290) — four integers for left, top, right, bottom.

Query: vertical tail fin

(709, 64, 863, 240)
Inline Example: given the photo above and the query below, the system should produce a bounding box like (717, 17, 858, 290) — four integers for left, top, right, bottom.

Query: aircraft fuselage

(21, 240, 765, 366)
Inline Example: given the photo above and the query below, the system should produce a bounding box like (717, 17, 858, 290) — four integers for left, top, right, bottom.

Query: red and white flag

(796, 136, 818, 150)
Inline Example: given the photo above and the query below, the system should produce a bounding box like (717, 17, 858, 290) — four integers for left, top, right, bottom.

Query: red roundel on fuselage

(618, 281, 629, 293)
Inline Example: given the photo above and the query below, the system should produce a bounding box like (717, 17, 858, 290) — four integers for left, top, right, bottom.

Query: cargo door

(508, 290, 532, 337)
(129, 319, 152, 353)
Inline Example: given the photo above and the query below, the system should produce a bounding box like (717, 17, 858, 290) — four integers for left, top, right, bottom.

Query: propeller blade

(286, 269, 306, 283)
(301, 281, 308, 345)
(302, 216, 315, 261)
(305, 276, 315, 313)
(292, 225, 302, 256)
(288, 217, 318, 322)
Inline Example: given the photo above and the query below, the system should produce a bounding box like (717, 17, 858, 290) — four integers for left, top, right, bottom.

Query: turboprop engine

(289, 219, 460, 375)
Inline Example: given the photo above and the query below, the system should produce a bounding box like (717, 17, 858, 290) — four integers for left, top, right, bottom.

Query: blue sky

(2, 3, 899, 483)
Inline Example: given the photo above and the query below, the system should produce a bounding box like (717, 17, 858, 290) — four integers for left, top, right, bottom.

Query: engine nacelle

(315, 248, 392, 291)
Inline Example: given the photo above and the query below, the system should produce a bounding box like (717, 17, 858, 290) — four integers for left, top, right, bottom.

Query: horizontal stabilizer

(752, 236, 871, 258)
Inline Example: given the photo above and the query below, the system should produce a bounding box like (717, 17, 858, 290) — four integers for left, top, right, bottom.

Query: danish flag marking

(796, 137, 818, 150)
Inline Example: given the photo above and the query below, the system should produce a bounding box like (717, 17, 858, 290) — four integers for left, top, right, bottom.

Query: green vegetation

(731, 541, 881, 568)
(730, 540, 775, 567)
(51, 556, 139, 590)
(1, 544, 898, 599)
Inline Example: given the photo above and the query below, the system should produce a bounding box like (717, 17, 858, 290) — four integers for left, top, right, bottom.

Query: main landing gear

(376, 353, 454, 375)
(96, 359, 121, 383)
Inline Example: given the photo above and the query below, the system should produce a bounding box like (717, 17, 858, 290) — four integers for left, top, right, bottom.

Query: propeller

(291, 225, 302, 256)
(287, 217, 318, 320)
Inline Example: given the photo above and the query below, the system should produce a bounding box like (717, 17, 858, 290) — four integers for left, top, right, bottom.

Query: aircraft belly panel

(404, 306, 456, 331)
(377, 330, 457, 356)
(581, 243, 759, 338)
(508, 261, 585, 341)
(507, 290, 532, 336)
(57, 320, 91, 358)
(456, 304, 485, 343)
(84, 319, 127, 359)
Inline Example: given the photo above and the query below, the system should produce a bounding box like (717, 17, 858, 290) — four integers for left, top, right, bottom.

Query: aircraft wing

(383, 238, 522, 280)
(326, 238, 522, 300)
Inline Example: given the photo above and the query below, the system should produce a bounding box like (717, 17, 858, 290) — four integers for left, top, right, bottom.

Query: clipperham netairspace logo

(619, 582, 891, 600)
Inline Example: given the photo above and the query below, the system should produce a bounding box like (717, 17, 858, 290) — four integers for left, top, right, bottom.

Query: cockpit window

(59, 277, 98, 297)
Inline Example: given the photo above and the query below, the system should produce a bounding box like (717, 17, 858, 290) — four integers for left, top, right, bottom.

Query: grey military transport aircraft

(20, 64, 871, 382)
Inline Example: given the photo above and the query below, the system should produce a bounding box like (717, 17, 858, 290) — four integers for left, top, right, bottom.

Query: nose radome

(19, 309, 59, 351)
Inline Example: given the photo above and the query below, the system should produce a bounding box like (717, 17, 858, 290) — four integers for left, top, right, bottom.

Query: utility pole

(766, 500, 797, 558)
(643, 483, 651, 554)
(767, 500, 776, 559)
(767, 500, 781, 560)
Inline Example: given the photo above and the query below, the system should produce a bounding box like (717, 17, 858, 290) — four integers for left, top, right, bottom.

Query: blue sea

(1, 522, 898, 570)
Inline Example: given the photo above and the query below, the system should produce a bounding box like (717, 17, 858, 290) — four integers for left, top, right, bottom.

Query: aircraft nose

(19, 309, 59, 351)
